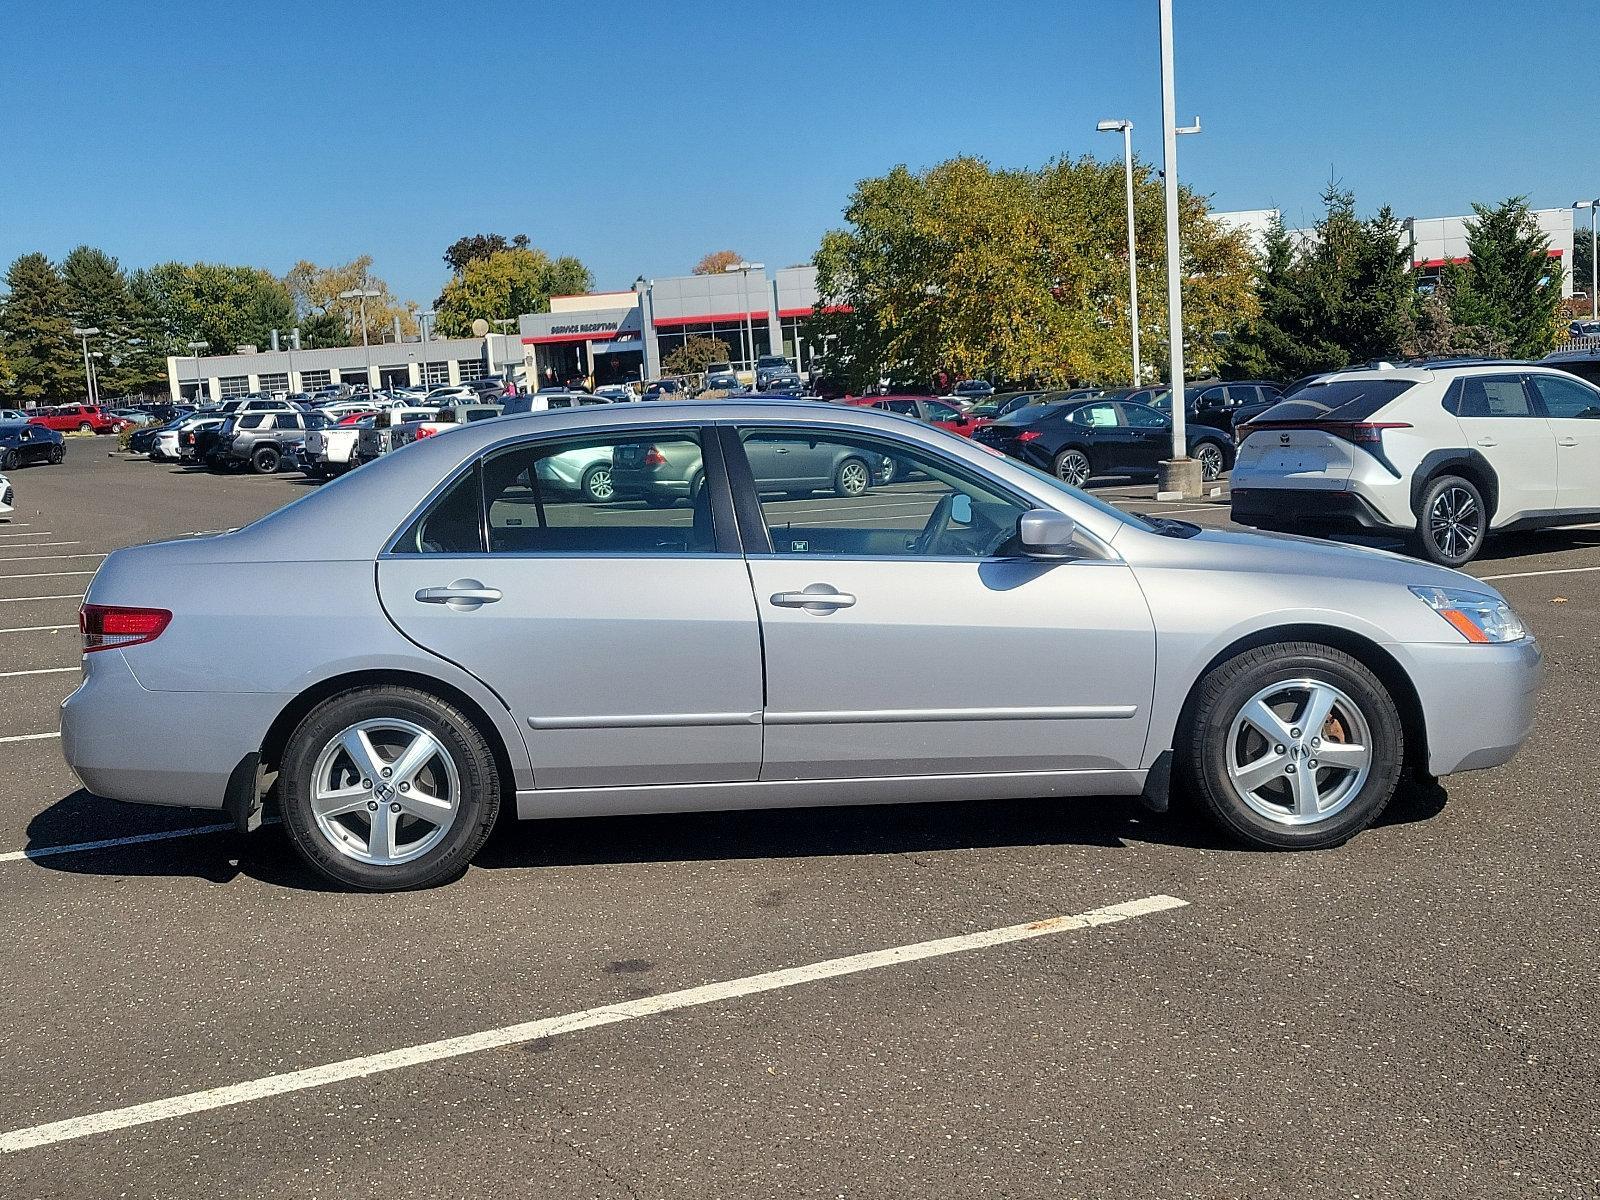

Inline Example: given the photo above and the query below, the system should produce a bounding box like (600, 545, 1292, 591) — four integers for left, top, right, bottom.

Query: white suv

(1230, 363, 1600, 565)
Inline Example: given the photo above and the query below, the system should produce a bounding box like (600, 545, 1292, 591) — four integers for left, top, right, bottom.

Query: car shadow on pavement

(1471, 528, 1600, 562)
(25, 774, 1451, 891)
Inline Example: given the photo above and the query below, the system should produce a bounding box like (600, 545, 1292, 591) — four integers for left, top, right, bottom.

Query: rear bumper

(61, 651, 286, 811)
(1397, 637, 1543, 776)
(1231, 487, 1402, 533)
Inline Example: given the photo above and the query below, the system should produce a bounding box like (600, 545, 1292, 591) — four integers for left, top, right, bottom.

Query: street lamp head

(186, 341, 208, 352)
(1096, 119, 1131, 132)
(71, 326, 101, 337)
(338, 288, 382, 300)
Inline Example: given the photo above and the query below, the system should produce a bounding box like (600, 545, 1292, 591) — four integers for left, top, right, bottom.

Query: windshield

(1004, 457, 1156, 533)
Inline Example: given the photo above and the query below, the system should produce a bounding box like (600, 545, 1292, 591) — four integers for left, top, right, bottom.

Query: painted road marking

(0, 553, 104, 563)
(0, 666, 76, 678)
(0, 731, 61, 744)
(1479, 565, 1600, 581)
(0, 624, 74, 634)
(0, 593, 83, 603)
(0, 894, 1189, 1153)
(0, 541, 80, 548)
(0, 822, 235, 865)
(0, 571, 98, 580)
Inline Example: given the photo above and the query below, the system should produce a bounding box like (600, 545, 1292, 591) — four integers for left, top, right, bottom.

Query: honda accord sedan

(62, 401, 1541, 890)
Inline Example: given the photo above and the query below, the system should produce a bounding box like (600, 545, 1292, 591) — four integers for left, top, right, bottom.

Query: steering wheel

(911, 493, 956, 555)
(912, 494, 1004, 557)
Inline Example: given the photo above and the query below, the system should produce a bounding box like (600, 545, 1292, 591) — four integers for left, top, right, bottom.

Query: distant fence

(1553, 334, 1600, 354)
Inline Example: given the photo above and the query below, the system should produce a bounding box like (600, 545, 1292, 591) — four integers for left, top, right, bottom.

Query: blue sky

(3, 0, 1596, 307)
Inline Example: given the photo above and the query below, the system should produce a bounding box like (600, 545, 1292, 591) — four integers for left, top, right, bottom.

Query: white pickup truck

(387, 404, 503, 452)
(301, 417, 370, 478)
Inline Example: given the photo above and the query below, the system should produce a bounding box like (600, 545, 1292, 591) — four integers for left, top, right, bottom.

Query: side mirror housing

(1017, 509, 1078, 558)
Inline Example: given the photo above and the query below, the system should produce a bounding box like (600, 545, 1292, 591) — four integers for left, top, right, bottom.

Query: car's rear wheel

(1181, 642, 1403, 849)
(834, 456, 871, 497)
(1054, 448, 1092, 487)
(1196, 441, 1226, 482)
(77, 422, 92, 433)
(580, 463, 615, 503)
(1412, 474, 1486, 566)
(278, 686, 501, 891)
(251, 445, 281, 474)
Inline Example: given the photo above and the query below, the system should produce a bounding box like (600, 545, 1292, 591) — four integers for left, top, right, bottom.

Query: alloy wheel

(1056, 450, 1091, 487)
(1429, 486, 1481, 560)
(1224, 678, 1373, 826)
(839, 460, 869, 495)
(585, 466, 615, 502)
(1198, 444, 1224, 481)
(309, 719, 460, 866)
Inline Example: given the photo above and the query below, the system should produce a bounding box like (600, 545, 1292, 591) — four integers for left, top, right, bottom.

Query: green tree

(433, 247, 593, 337)
(0, 253, 80, 400)
(1574, 227, 1594, 313)
(128, 262, 295, 361)
(1447, 197, 1564, 357)
(662, 336, 732, 376)
(1400, 289, 1509, 359)
(298, 310, 347, 349)
(443, 233, 530, 275)
(60, 246, 165, 396)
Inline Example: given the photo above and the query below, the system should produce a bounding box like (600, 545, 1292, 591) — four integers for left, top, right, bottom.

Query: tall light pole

(339, 285, 382, 390)
(1574, 200, 1600, 322)
(724, 260, 766, 383)
(71, 327, 100, 405)
(186, 340, 209, 404)
(1157, 0, 1203, 496)
(418, 309, 436, 388)
(1097, 120, 1141, 384)
(89, 351, 104, 406)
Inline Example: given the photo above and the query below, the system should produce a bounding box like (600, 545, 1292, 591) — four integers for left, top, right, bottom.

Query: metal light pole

(1575, 200, 1600, 321)
(1097, 120, 1141, 384)
(71, 327, 100, 405)
(339, 286, 382, 390)
(89, 352, 103, 406)
(417, 309, 436, 388)
(186, 340, 209, 404)
(1157, 0, 1202, 495)
(724, 260, 766, 383)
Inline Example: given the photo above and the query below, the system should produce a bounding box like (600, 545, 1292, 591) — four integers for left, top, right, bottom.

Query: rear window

(1253, 379, 1415, 423)
(1545, 359, 1600, 388)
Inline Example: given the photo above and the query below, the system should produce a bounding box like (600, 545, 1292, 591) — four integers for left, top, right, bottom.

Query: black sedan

(0, 421, 64, 469)
(972, 397, 1235, 485)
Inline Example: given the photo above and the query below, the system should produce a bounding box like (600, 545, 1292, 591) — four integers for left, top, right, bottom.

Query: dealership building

(165, 265, 835, 400)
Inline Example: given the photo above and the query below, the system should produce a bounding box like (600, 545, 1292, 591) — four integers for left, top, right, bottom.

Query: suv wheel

(1054, 448, 1092, 487)
(1412, 474, 1486, 566)
(76, 422, 92, 433)
(251, 444, 281, 474)
(1196, 441, 1226, 482)
(1182, 642, 1403, 849)
(580, 463, 615, 503)
(278, 686, 501, 890)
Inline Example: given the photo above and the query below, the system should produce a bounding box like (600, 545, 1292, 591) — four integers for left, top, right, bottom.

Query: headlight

(1409, 585, 1526, 643)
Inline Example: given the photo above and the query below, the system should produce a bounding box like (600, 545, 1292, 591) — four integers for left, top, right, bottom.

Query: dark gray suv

(611, 432, 881, 505)
(208, 409, 328, 474)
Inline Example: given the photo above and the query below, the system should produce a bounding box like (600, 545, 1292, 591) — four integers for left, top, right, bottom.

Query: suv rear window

(1254, 378, 1415, 423)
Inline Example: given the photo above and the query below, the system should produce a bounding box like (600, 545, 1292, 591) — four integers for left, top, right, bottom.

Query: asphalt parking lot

(1, 445, 1597, 1198)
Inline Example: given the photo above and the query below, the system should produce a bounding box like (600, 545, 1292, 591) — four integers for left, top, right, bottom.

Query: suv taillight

(1249, 420, 1411, 447)
(79, 604, 171, 653)
(643, 446, 667, 467)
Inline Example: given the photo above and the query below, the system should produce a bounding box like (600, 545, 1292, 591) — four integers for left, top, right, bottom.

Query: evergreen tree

(0, 253, 80, 401)
(60, 246, 164, 397)
(1448, 197, 1564, 357)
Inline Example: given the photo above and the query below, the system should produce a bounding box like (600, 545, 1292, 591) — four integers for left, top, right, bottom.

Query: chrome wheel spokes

(1226, 679, 1373, 826)
(1429, 487, 1480, 559)
(310, 718, 460, 865)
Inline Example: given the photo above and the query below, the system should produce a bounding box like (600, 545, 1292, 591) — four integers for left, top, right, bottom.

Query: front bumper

(61, 650, 287, 811)
(1398, 636, 1543, 776)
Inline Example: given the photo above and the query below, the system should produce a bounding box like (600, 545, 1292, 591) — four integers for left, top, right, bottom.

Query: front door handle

(1558, 437, 1579, 447)
(770, 584, 856, 615)
(415, 578, 502, 610)
(1475, 437, 1498, 447)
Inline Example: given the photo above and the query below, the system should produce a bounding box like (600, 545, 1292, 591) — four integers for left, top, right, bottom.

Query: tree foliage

(812, 155, 1257, 392)
(128, 262, 295, 363)
(0, 253, 81, 400)
(1575, 225, 1595, 312)
(443, 233, 531, 275)
(433, 247, 593, 338)
(693, 250, 742, 276)
(60, 246, 166, 395)
(283, 256, 414, 344)
(1400, 290, 1509, 359)
(662, 336, 732, 376)
(1446, 197, 1563, 357)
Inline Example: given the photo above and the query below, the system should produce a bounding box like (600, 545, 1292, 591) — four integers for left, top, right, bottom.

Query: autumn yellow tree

(812, 155, 1258, 390)
(693, 250, 742, 275)
(283, 256, 416, 344)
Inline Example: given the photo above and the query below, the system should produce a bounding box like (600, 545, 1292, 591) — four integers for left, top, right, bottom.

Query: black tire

(1410, 473, 1486, 566)
(1195, 440, 1227, 482)
(580, 462, 615, 503)
(1180, 641, 1404, 850)
(833, 455, 872, 497)
(1054, 447, 1092, 487)
(251, 444, 281, 475)
(0, 451, 15, 472)
(875, 456, 900, 486)
(278, 685, 502, 891)
(644, 494, 679, 509)
(76, 422, 92, 433)
(49, 444, 64, 464)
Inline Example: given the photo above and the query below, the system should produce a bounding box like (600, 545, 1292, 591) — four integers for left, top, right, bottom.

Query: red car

(336, 410, 378, 426)
(29, 404, 125, 434)
(839, 394, 983, 437)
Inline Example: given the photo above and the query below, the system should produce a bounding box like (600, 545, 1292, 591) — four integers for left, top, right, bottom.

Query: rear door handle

(1558, 437, 1580, 447)
(770, 585, 856, 614)
(415, 579, 502, 609)
(1475, 437, 1498, 447)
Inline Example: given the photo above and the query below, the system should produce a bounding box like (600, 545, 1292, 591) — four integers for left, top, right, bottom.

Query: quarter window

(1449, 375, 1533, 418)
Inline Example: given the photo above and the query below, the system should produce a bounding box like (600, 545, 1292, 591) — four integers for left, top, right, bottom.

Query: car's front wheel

(278, 686, 502, 891)
(1182, 642, 1403, 849)
(49, 444, 63, 464)
(1412, 474, 1486, 566)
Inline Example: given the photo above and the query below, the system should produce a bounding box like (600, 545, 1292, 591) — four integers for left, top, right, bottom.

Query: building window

(300, 369, 331, 390)
(456, 359, 486, 381)
(422, 361, 451, 387)
(218, 376, 251, 398)
(257, 372, 289, 394)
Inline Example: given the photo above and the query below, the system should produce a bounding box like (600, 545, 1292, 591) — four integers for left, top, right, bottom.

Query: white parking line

(0, 666, 76, 678)
(0, 731, 60, 744)
(0, 821, 234, 865)
(0, 541, 80, 548)
(0, 570, 98, 580)
(0, 553, 104, 563)
(0, 593, 83, 603)
(1479, 565, 1600, 581)
(0, 531, 55, 539)
(0, 625, 74, 634)
(1130, 505, 1231, 517)
(0, 893, 1189, 1154)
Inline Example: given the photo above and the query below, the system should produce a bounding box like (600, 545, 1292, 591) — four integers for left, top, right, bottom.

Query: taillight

(415, 426, 438, 439)
(79, 604, 172, 654)
(643, 447, 667, 467)
(1324, 421, 1411, 444)
(1017, 430, 1042, 442)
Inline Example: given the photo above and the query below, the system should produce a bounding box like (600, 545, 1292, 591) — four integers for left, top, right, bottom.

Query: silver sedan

(62, 401, 1541, 890)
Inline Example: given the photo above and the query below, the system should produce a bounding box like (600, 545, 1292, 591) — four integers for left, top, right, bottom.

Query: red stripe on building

(651, 310, 770, 328)
(777, 305, 852, 318)
(1413, 249, 1563, 269)
(521, 330, 622, 345)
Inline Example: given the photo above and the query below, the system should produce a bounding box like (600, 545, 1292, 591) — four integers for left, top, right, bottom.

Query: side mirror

(1017, 509, 1078, 558)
